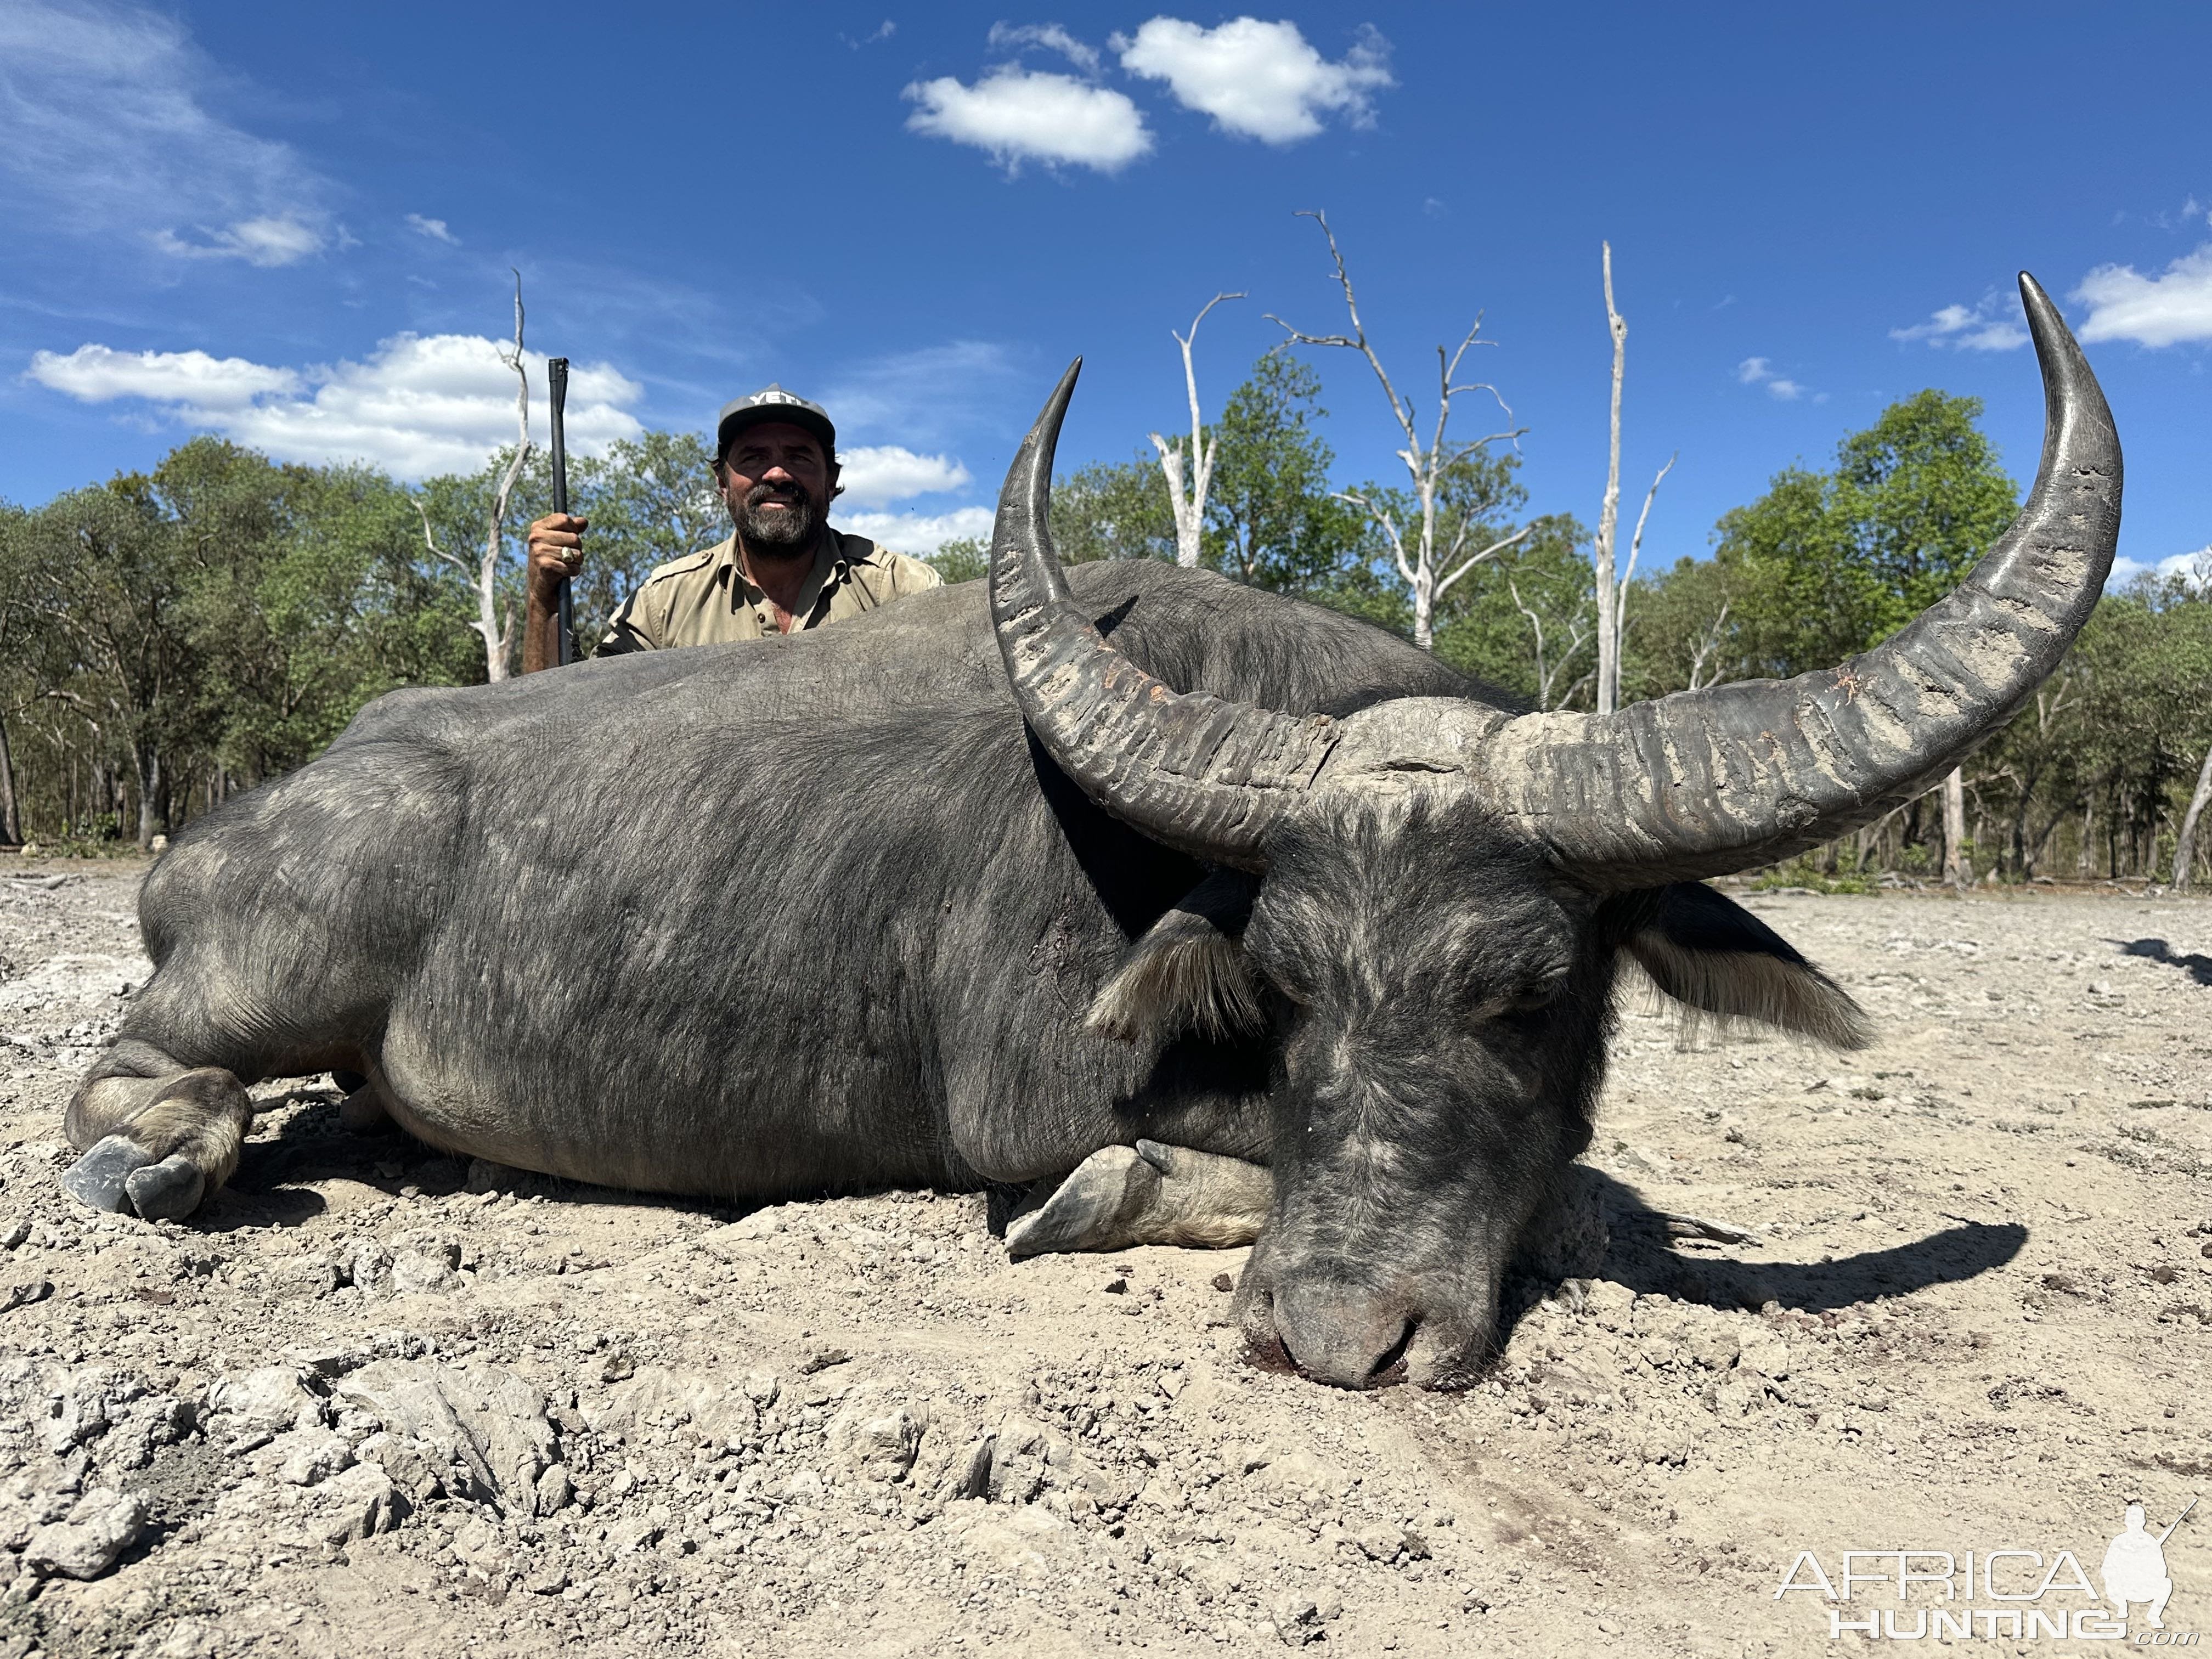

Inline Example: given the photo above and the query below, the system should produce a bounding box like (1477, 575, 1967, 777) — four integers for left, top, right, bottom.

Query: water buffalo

(63, 274, 2117, 1389)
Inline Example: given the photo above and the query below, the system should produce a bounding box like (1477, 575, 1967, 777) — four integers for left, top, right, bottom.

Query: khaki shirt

(596, 528, 942, 654)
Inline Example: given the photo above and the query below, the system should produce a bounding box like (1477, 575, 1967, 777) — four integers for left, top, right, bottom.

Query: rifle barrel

(2157, 1495, 2198, 1544)
(548, 358, 573, 666)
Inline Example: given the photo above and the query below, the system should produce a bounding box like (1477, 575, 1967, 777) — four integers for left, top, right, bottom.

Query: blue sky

(2, 1, 2207, 582)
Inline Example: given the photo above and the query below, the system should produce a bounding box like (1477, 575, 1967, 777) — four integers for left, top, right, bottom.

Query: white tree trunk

(1942, 766, 1968, 889)
(1149, 292, 1241, 571)
(416, 274, 531, 682)
(476, 273, 533, 683)
(0, 713, 19, 845)
(2172, 743, 2212, 894)
(1272, 212, 1523, 657)
(1593, 243, 1627, 715)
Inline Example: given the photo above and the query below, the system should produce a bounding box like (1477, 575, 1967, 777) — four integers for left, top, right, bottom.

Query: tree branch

(1148, 291, 1243, 571)
(1266, 210, 1418, 453)
(1338, 489, 1416, 589)
(1614, 449, 1677, 645)
(476, 269, 533, 682)
(1435, 522, 1534, 601)
(413, 500, 467, 574)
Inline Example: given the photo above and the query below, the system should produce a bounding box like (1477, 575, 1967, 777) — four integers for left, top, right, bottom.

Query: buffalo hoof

(1006, 1146, 1158, 1259)
(60, 1135, 159, 1214)
(338, 1087, 392, 1134)
(124, 1155, 206, 1222)
(1131, 1140, 1274, 1248)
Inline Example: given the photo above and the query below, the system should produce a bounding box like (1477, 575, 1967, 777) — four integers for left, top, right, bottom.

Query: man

(2101, 1502, 2176, 1630)
(523, 385, 940, 658)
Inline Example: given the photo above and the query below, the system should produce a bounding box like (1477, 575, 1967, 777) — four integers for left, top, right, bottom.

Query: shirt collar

(724, 528, 874, 588)
(722, 530, 867, 628)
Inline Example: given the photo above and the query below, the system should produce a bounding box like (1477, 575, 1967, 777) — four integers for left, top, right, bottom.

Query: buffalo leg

(1005, 1141, 1273, 1258)
(61, 1040, 252, 1221)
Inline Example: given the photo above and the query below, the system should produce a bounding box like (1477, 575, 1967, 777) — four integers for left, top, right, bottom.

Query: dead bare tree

(1149, 292, 1243, 571)
(1593, 243, 1675, 715)
(2173, 744, 2212, 894)
(1269, 211, 1527, 652)
(2173, 550, 2212, 894)
(1509, 576, 1594, 713)
(0, 704, 20, 846)
(1942, 768, 1971, 890)
(0, 605, 21, 844)
(419, 271, 532, 682)
(1683, 599, 1732, 692)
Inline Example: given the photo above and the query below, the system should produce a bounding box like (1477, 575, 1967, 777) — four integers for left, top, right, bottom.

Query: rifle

(548, 356, 574, 667)
(2157, 1496, 2198, 1545)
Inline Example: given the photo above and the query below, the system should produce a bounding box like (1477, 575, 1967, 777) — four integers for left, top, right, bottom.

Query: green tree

(2016, 573, 2212, 881)
(1203, 353, 1362, 595)
(12, 477, 198, 845)
(926, 537, 988, 585)
(0, 499, 33, 843)
(569, 432, 725, 656)
(1048, 455, 1176, 566)
(1684, 391, 2020, 685)
(1621, 554, 1737, 699)
(1836, 391, 2020, 633)
(1431, 512, 1593, 707)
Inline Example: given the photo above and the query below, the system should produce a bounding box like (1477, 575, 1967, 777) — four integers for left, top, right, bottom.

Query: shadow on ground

(2113, 937, 2212, 987)
(1587, 1168, 2025, 1316)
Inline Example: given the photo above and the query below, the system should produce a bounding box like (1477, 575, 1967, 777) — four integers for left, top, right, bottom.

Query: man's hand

(526, 513, 588, 598)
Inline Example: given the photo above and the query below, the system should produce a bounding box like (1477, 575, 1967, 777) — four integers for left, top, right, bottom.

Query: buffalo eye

(1489, 970, 1568, 1020)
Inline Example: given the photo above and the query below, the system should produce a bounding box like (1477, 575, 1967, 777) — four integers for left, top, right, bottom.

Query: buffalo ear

(1087, 871, 1264, 1044)
(1617, 883, 1872, 1051)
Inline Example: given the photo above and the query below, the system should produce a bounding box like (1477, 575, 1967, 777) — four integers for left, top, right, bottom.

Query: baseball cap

(715, 385, 836, 461)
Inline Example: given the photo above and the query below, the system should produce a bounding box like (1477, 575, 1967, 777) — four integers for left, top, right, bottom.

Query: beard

(738, 482, 820, 555)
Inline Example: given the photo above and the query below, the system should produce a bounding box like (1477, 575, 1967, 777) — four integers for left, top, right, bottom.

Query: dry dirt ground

(0, 860, 2207, 1659)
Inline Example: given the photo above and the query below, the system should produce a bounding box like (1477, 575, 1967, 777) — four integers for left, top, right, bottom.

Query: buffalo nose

(1270, 1282, 1413, 1389)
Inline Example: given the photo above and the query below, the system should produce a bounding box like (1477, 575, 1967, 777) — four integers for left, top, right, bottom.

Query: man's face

(718, 420, 836, 556)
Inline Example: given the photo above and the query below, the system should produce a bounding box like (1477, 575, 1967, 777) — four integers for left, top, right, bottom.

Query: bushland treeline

(3, 352, 2207, 884)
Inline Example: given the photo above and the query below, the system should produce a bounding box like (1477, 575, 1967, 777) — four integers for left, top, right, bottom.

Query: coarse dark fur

(71, 559, 1864, 1385)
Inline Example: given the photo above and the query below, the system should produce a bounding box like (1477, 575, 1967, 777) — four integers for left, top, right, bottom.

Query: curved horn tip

(2015, 272, 2097, 384)
(1014, 359, 1084, 471)
(1041, 357, 1082, 420)
(2016, 271, 2064, 337)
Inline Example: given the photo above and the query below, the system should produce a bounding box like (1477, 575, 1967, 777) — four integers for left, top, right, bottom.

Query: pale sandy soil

(0, 861, 2206, 1658)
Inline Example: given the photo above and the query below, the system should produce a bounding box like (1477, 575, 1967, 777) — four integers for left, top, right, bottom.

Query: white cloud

(1889, 296, 2027, 352)
(29, 343, 301, 407)
(1115, 18, 1392, 144)
(904, 66, 1152, 173)
(986, 21, 1102, 74)
(26, 333, 644, 479)
(405, 213, 458, 245)
(836, 445, 973, 508)
(2073, 244, 2212, 346)
(2110, 547, 2210, 588)
(1736, 356, 1809, 400)
(838, 506, 995, 554)
(150, 213, 324, 267)
(0, 1, 330, 256)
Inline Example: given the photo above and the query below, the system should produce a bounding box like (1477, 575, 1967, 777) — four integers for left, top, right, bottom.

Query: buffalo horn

(990, 273, 2120, 890)
(1448, 272, 2121, 885)
(987, 360, 1337, 870)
